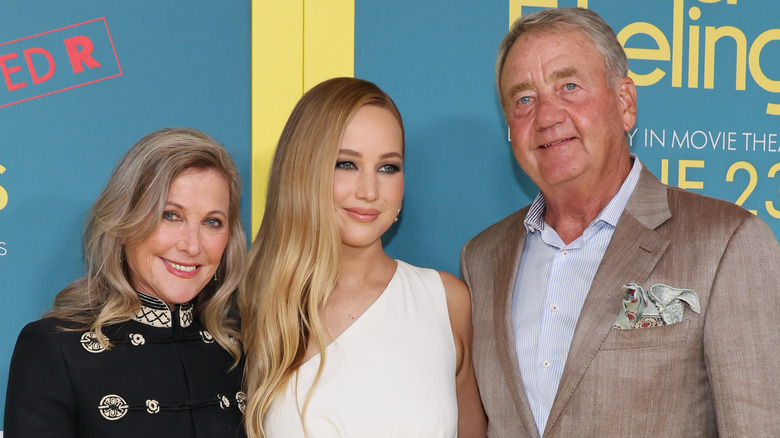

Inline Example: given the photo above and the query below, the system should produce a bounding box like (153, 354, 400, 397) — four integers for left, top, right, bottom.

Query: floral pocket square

(613, 283, 700, 330)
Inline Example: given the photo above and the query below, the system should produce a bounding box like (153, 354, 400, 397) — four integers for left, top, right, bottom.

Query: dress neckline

(299, 261, 401, 369)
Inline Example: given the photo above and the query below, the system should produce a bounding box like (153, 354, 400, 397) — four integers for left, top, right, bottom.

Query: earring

(394, 204, 402, 223)
(213, 271, 218, 282)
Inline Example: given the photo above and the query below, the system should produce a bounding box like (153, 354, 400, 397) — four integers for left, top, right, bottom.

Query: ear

(617, 76, 637, 132)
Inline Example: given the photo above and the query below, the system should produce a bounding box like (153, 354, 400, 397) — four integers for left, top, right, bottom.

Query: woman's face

(332, 104, 404, 251)
(125, 167, 230, 307)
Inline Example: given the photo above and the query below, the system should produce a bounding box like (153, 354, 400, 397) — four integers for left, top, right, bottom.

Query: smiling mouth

(540, 138, 573, 149)
(345, 208, 380, 222)
(163, 259, 199, 272)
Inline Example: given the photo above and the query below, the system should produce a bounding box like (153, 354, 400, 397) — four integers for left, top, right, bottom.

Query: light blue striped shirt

(511, 157, 641, 436)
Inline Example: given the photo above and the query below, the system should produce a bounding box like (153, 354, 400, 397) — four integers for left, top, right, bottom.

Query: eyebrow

(338, 148, 403, 160)
(550, 66, 579, 81)
(504, 66, 581, 98)
(165, 201, 227, 217)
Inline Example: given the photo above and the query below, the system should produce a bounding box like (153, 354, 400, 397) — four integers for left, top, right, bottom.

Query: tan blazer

(460, 165, 780, 437)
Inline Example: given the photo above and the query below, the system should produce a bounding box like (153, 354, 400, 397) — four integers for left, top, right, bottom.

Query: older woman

(240, 77, 487, 437)
(4, 128, 247, 437)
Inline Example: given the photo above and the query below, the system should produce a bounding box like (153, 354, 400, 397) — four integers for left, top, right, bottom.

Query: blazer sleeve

(703, 214, 780, 435)
(459, 240, 473, 290)
(4, 320, 78, 438)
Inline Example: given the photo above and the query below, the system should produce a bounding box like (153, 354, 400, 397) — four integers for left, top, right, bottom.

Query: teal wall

(0, 1, 251, 426)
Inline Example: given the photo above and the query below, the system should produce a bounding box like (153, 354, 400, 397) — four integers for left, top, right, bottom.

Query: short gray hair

(496, 7, 628, 110)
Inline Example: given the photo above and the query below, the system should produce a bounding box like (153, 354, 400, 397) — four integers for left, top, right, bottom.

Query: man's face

(499, 29, 636, 196)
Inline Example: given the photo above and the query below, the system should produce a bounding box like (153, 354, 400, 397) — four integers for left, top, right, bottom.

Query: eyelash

(162, 211, 179, 221)
(336, 161, 356, 170)
(335, 161, 402, 174)
(204, 218, 223, 228)
(163, 211, 223, 228)
(379, 164, 401, 174)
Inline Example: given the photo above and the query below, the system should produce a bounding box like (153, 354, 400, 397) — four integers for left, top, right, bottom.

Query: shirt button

(528, 225, 536, 233)
(561, 250, 569, 258)
(550, 304, 559, 312)
(542, 360, 551, 369)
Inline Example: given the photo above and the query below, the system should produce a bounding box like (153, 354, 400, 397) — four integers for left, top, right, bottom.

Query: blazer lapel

(491, 214, 540, 438)
(543, 166, 672, 435)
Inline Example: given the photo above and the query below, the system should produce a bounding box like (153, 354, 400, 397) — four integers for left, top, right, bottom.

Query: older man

(461, 7, 780, 437)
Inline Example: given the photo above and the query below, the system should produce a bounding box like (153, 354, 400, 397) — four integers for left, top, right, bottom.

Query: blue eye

(162, 211, 178, 221)
(564, 83, 577, 91)
(518, 96, 531, 105)
(379, 164, 401, 174)
(204, 218, 223, 228)
(336, 161, 356, 170)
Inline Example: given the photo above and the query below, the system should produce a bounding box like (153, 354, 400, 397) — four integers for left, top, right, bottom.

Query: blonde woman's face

(125, 168, 230, 307)
(332, 105, 404, 251)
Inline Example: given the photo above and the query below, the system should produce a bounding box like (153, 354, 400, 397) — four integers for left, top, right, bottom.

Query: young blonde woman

(240, 77, 486, 437)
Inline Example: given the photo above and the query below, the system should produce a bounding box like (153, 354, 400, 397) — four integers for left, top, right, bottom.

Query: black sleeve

(4, 320, 78, 438)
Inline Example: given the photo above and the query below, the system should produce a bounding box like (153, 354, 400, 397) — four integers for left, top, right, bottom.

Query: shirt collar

(133, 291, 194, 328)
(524, 154, 642, 233)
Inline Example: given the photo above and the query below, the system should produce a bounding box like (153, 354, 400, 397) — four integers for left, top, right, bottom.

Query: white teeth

(165, 259, 197, 272)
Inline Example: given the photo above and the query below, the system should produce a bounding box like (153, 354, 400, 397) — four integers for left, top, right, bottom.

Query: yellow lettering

(765, 163, 780, 219)
(0, 164, 7, 211)
(748, 29, 780, 116)
(672, 0, 685, 87)
(508, 0, 589, 25)
(618, 22, 670, 86)
(703, 26, 747, 90)
(661, 159, 669, 185)
(509, 0, 557, 26)
(678, 159, 705, 189)
(687, 8, 701, 88)
(726, 161, 758, 214)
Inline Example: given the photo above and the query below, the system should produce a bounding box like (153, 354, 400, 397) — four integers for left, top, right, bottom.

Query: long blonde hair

(240, 77, 403, 437)
(46, 127, 246, 362)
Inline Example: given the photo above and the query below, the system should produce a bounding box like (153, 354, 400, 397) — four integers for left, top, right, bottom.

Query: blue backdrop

(360, 1, 780, 276)
(0, 1, 250, 426)
(2, 0, 779, 429)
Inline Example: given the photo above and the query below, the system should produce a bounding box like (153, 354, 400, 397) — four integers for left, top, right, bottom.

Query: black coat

(4, 294, 247, 438)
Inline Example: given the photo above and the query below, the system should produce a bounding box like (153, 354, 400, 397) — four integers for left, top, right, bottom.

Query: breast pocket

(601, 319, 690, 350)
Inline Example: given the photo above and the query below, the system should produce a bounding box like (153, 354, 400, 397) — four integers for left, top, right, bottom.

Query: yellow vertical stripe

(251, 0, 354, 236)
(251, 1, 303, 237)
(303, 1, 355, 91)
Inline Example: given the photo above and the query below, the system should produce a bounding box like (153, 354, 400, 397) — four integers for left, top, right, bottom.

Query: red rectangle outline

(0, 17, 123, 109)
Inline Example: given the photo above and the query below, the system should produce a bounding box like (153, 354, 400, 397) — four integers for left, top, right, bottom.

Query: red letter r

(64, 35, 102, 74)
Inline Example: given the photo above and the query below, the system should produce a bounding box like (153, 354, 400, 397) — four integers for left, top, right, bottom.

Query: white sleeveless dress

(263, 260, 458, 437)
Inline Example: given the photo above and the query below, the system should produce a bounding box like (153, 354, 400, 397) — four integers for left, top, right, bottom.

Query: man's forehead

(502, 29, 600, 77)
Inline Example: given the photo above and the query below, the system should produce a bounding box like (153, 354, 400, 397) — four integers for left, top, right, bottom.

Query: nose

(176, 223, 201, 255)
(355, 170, 378, 201)
(534, 94, 565, 130)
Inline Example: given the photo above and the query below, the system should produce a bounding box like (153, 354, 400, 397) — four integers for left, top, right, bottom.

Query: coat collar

(133, 292, 194, 328)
